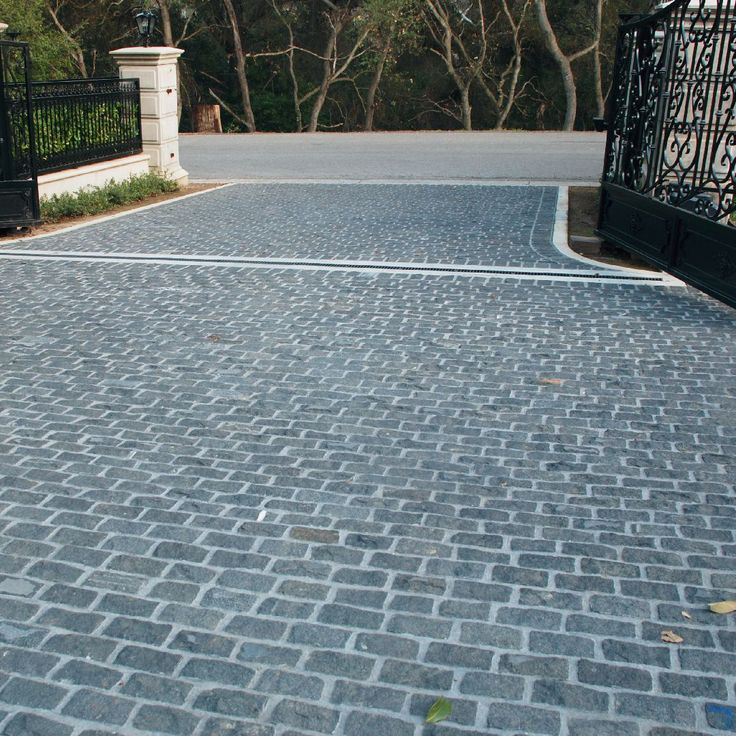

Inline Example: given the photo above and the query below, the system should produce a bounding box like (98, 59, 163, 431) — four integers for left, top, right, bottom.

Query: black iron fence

(6, 77, 143, 177)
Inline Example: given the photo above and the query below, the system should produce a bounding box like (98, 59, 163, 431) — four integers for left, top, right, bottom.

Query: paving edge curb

(551, 186, 686, 286)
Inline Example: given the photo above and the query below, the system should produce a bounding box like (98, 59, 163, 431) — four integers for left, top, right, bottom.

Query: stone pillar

(110, 46, 188, 186)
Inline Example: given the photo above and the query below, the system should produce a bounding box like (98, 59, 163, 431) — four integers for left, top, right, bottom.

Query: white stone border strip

(0, 249, 676, 285)
(552, 186, 686, 286)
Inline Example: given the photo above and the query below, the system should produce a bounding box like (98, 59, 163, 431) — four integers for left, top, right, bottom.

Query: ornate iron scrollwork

(603, 0, 736, 224)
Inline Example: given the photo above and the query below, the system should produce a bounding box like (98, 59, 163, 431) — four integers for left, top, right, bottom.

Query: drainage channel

(0, 249, 671, 284)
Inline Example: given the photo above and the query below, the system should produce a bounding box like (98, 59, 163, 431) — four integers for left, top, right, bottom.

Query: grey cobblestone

(2, 712, 74, 736)
(578, 659, 653, 692)
(61, 689, 134, 724)
(269, 699, 339, 733)
(0, 182, 735, 735)
(132, 704, 199, 735)
(0, 677, 67, 709)
(120, 673, 192, 704)
(193, 688, 266, 719)
(330, 680, 407, 712)
(486, 702, 561, 734)
(4, 184, 597, 269)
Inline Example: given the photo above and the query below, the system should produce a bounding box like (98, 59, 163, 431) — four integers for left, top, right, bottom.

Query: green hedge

(33, 102, 139, 161)
(41, 173, 178, 223)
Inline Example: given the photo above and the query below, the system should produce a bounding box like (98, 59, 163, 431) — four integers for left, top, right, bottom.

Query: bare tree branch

(209, 87, 250, 129)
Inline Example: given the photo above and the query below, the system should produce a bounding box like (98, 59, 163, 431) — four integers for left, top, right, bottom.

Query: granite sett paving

(0, 183, 734, 736)
(4, 184, 601, 271)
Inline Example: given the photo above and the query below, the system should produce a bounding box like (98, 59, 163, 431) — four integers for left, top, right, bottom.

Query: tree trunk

(494, 0, 529, 129)
(287, 46, 303, 132)
(157, 0, 174, 46)
(593, 50, 604, 118)
(592, 0, 605, 117)
(308, 84, 330, 133)
(222, 0, 257, 133)
(156, 0, 183, 121)
(495, 51, 521, 129)
(45, 2, 88, 77)
(460, 85, 472, 131)
(308, 18, 343, 133)
(364, 32, 393, 132)
(535, 0, 576, 131)
(269, 0, 302, 132)
(193, 104, 223, 133)
(424, 0, 477, 130)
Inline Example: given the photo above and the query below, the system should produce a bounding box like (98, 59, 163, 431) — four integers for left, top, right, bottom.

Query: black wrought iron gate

(598, 0, 736, 309)
(0, 40, 40, 228)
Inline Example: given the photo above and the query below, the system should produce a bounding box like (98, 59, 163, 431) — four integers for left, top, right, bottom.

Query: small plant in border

(41, 173, 178, 223)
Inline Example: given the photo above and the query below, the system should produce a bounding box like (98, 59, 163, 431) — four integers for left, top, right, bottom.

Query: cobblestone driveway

(0, 184, 735, 736)
(6, 184, 595, 270)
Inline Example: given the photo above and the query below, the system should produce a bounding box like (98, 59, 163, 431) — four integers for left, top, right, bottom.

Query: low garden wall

(37, 152, 150, 199)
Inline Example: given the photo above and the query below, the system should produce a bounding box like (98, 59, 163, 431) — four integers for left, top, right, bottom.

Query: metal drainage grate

(0, 250, 667, 282)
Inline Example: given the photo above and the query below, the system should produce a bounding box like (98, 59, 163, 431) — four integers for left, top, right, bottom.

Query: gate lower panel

(598, 183, 736, 310)
(0, 181, 38, 228)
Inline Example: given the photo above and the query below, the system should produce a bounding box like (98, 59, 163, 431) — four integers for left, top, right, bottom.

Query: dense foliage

(40, 172, 177, 221)
(1, 0, 654, 132)
(33, 102, 140, 165)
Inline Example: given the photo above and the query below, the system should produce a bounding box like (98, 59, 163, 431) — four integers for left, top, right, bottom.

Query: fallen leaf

(681, 611, 692, 620)
(661, 630, 684, 644)
(207, 334, 221, 343)
(425, 696, 452, 724)
(540, 378, 562, 385)
(709, 600, 736, 615)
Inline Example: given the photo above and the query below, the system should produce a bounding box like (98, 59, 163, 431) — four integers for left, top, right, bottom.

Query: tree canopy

(0, 0, 654, 132)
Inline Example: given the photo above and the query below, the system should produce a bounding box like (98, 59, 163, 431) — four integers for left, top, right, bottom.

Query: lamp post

(135, 10, 157, 47)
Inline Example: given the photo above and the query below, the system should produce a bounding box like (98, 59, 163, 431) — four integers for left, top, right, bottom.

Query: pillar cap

(110, 46, 184, 63)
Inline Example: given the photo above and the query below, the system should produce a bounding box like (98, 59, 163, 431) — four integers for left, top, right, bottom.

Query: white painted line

(552, 186, 686, 286)
(190, 177, 603, 187)
(0, 250, 674, 285)
(0, 183, 235, 246)
(0, 248, 661, 276)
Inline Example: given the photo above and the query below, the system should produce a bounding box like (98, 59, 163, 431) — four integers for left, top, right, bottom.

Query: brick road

(0, 184, 735, 736)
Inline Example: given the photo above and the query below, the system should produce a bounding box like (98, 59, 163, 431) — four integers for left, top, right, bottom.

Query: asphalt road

(180, 131, 606, 184)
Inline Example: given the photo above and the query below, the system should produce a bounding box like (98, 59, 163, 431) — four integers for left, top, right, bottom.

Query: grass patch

(41, 172, 178, 223)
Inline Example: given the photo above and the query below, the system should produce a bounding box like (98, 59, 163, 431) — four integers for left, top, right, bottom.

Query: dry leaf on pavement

(709, 601, 736, 615)
(425, 697, 452, 724)
(661, 630, 684, 644)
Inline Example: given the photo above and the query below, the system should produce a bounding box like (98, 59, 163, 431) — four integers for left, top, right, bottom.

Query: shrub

(41, 172, 178, 223)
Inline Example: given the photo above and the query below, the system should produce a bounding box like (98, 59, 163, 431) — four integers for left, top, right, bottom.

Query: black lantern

(135, 10, 157, 46)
